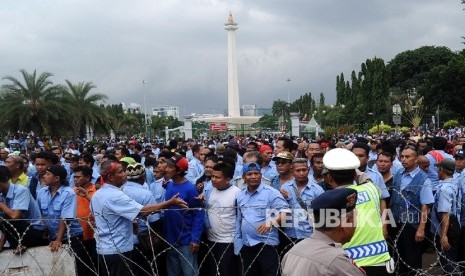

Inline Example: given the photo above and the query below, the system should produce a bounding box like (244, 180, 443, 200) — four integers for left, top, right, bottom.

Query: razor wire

(0, 186, 464, 276)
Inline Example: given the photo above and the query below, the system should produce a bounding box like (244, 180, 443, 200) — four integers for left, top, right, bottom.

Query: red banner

(209, 122, 228, 131)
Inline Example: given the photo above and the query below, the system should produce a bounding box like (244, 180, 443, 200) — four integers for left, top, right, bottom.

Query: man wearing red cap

(163, 154, 204, 276)
(259, 145, 278, 180)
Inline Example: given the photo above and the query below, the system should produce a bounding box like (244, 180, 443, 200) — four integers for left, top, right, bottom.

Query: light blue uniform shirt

(149, 178, 166, 221)
(281, 179, 324, 239)
(186, 157, 204, 184)
(456, 170, 465, 226)
(235, 183, 290, 253)
(234, 164, 243, 179)
(430, 178, 461, 236)
(399, 167, 435, 205)
(37, 185, 82, 240)
(0, 184, 43, 230)
(91, 183, 143, 255)
(122, 181, 157, 242)
(365, 167, 390, 199)
(261, 161, 278, 180)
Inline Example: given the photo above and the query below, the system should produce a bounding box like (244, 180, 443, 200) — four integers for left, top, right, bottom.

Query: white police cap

(323, 148, 360, 170)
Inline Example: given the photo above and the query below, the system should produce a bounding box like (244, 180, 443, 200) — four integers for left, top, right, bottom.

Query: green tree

(252, 114, 278, 130)
(63, 80, 109, 137)
(0, 69, 70, 136)
(387, 46, 455, 92)
(318, 92, 325, 107)
(422, 49, 465, 122)
(272, 99, 289, 117)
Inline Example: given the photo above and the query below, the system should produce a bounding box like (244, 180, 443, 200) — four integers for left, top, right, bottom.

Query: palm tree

(63, 80, 109, 137)
(0, 69, 70, 136)
(272, 99, 289, 118)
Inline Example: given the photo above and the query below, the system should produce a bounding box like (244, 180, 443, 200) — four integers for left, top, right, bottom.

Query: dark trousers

(98, 251, 134, 276)
(362, 265, 390, 276)
(64, 234, 93, 276)
(0, 220, 47, 249)
(390, 224, 423, 276)
(205, 240, 238, 276)
(240, 243, 279, 276)
(457, 228, 465, 273)
(278, 231, 302, 259)
(435, 235, 461, 275)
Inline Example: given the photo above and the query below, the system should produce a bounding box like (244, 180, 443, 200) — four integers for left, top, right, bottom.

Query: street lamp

(142, 80, 149, 140)
(286, 78, 291, 105)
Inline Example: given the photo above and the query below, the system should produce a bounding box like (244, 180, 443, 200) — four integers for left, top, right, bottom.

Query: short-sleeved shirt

(74, 184, 96, 241)
(37, 185, 82, 240)
(91, 183, 143, 255)
(281, 180, 324, 239)
(122, 181, 157, 234)
(282, 231, 365, 276)
(399, 167, 435, 205)
(430, 178, 460, 236)
(0, 184, 43, 230)
(207, 185, 241, 243)
(235, 183, 290, 248)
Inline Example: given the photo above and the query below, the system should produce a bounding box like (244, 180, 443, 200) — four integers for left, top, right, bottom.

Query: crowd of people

(0, 131, 465, 276)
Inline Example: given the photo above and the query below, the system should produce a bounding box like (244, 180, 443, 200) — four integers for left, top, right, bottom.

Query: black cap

(454, 149, 465, 159)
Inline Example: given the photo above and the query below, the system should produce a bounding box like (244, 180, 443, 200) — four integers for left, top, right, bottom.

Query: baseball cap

(165, 154, 189, 173)
(242, 162, 261, 175)
(272, 151, 294, 162)
(454, 149, 465, 159)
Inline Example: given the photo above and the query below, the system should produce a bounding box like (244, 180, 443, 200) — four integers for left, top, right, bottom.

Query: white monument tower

(225, 12, 240, 117)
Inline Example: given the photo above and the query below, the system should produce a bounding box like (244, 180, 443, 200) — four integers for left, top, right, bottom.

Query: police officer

(324, 148, 392, 275)
(282, 188, 364, 276)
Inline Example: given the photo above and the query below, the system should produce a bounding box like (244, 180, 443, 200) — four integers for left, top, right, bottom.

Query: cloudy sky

(0, 0, 463, 116)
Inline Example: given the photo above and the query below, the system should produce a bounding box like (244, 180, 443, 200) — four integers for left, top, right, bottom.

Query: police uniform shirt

(91, 183, 143, 255)
(282, 231, 365, 276)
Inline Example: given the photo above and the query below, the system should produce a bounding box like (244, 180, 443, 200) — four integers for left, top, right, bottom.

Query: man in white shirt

(203, 162, 241, 276)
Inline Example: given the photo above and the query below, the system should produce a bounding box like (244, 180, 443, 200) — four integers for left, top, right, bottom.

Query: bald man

(417, 155, 430, 173)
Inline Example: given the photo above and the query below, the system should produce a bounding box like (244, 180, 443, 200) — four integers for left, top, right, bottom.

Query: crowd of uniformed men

(0, 133, 464, 276)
